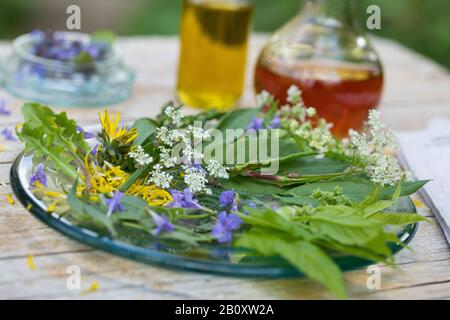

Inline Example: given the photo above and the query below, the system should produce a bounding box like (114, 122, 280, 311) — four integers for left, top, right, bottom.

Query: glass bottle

(177, 0, 253, 111)
(254, 0, 383, 136)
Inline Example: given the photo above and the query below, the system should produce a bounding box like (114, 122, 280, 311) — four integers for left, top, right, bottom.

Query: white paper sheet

(397, 118, 450, 243)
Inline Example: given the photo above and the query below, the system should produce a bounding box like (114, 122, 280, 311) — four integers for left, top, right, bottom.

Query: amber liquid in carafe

(254, 60, 383, 136)
(177, 0, 253, 110)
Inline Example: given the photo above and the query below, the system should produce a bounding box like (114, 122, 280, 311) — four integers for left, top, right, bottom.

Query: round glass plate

(10, 152, 418, 278)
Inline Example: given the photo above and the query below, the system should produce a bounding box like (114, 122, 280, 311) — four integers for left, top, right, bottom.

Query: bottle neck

(303, 0, 358, 29)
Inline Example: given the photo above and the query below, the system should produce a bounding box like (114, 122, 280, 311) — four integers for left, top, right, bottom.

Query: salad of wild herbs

(16, 86, 428, 298)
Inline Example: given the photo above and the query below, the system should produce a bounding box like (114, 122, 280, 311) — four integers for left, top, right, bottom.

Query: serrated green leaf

(236, 231, 346, 299)
(369, 212, 429, 225)
(307, 206, 382, 246)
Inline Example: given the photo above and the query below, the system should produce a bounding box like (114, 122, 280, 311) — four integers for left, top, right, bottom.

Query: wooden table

(0, 35, 449, 300)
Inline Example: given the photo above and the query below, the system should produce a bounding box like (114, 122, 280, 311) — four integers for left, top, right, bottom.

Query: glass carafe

(177, 0, 253, 111)
(254, 0, 383, 136)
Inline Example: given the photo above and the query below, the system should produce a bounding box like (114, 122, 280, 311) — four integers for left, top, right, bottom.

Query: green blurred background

(1, 0, 449, 69)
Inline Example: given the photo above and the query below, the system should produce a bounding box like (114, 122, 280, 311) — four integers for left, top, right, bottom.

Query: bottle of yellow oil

(177, 0, 253, 111)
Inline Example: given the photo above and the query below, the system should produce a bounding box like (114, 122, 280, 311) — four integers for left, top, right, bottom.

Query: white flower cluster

(349, 109, 407, 186)
(164, 105, 184, 126)
(183, 165, 210, 194)
(278, 85, 333, 154)
(148, 108, 229, 194)
(148, 164, 173, 189)
(128, 145, 153, 168)
(206, 159, 229, 179)
(255, 90, 274, 107)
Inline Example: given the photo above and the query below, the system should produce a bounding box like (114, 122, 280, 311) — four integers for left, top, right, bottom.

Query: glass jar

(254, 0, 383, 136)
(0, 32, 135, 107)
(177, 0, 253, 111)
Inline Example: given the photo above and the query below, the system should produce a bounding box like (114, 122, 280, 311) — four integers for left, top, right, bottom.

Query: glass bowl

(0, 32, 135, 107)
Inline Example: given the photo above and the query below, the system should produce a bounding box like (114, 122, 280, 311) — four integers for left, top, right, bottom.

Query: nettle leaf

(307, 206, 382, 246)
(369, 212, 430, 225)
(241, 207, 316, 241)
(236, 231, 346, 299)
(132, 118, 158, 145)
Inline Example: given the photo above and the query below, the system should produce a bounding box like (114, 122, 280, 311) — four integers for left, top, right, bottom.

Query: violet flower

(90, 144, 99, 156)
(247, 201, 257, 208)
(168, 188, 201, 209)
(1, 128, 17, 141)
(0, 99, 11, 116)
(219, 190, 234, 207)
(211, 211, 242, 243)
(269, 115, 281, 129)
(29, 163, 47, 187)
(246, 116, 264, 132)
(151, 213, 174, 236)
(77, 126, 96, 139)
(105, 190, 125, 217)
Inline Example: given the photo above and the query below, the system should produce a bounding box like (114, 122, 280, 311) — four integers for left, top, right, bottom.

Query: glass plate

(10, 152, 418, 277)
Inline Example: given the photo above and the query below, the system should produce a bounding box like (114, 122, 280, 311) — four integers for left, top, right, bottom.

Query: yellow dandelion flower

(128, 184, 173, 206)
(78, 160, 172, 207)
(27, 255, 37, 270)
(27, 203, 33, 210)
(99, 110, 137, 144)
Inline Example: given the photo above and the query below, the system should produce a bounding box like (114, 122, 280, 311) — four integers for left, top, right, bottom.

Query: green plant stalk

(240, 168, 363, 187)
(119, 163, 152, 192)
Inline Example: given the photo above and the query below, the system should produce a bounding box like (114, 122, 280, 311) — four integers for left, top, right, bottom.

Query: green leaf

(287, 177, 428, 203)
(215, 108, 259, 135)
(236, 231, 346, 299)
(240, 208, 315, 241)
(119, 163, 152, 192)
(66, 184, 116, 237)
(221, 176, 285, 195)
(368, 212, 430, 225)
(307, 206, 382, 246)
(278, 156, 349, 176)
(132, 118, 158, 145)
(18, 103, 89, 180)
